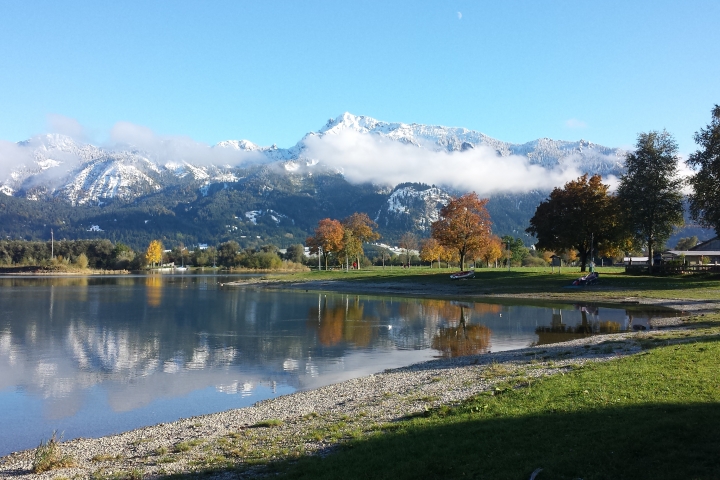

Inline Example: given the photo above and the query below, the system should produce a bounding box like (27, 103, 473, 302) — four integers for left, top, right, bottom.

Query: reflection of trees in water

(307, 296, 377, 347)
(431, 307, 491, 358)
(145, 276, 162, 307)
(534, 309, 621, 345)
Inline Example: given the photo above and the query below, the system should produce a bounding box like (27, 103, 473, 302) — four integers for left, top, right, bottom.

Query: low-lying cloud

(304, 130, 593, 196)
(108, 121, 267, 167)
(0, 140, 35, 183)
(1, 116, 698, 197)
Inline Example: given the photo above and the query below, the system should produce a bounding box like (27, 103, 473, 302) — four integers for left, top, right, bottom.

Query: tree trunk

(579, 250, 588, 272)
(460, 253, 465, 271)
(647, 238, 654, 275)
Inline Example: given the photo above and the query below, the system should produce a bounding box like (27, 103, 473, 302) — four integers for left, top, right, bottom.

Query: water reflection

(308, 296, 378, 347)
(431, 306, 491, 358)
(534, 306, 623, 345)
(0, 275, 677, 456)
(145, 275, 163, 307)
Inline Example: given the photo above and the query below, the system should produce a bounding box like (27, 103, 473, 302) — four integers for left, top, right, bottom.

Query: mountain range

(0, 113, 647, 250)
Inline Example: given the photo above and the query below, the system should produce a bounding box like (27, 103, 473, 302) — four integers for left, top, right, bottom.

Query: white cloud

(457, 11, 462, 20)
(108, 121, 267, 167)
(0, 140, 35, 181)
(47, 114, 87, 141)
(303, 130, 587, 196)
(565, 118, 587, 129)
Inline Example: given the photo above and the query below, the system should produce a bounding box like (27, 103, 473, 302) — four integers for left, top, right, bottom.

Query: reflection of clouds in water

(0, 329, 19, 366)
(1, 280, 675, 450)
(216, 381, 254, 396)
(186, 347, 210, 370)
(163, 359, 182, 374)
(283, 359, 299, 371)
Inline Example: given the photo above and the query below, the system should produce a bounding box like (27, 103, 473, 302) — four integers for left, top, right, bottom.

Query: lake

(0, 274, 671, 456)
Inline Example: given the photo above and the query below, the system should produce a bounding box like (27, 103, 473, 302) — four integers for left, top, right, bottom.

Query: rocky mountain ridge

(0, 114, 629, 247)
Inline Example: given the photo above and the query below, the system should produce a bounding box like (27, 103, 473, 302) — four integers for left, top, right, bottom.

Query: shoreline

(226, 277, 719, 313)
(1, 281, 717, 478)
(2, 329, 712, 479)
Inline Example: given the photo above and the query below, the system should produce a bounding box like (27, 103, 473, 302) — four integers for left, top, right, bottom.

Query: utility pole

(51, 228, 54, 259)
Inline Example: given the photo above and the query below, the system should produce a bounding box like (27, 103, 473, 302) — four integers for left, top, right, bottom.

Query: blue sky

(1, 1, 718, 153)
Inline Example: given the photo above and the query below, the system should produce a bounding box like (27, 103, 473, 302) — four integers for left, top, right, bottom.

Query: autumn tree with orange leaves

(341, 213, 380, 268)
(306, 218, 345, 270)
(431, 192, 493, 270)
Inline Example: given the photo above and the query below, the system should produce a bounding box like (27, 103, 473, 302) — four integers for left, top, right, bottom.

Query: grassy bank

(269, 328, 720, 480)
(265, 266, 720, 302)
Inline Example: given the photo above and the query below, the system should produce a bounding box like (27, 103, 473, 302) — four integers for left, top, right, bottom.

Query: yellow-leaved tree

(145, 240, 164, 267)
(420, 238, 443, 268)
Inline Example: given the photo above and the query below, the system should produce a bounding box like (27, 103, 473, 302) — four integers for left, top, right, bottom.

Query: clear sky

(0, 0, 718, 153)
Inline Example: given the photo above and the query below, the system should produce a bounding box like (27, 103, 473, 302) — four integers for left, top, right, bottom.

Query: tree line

(527, 105, 720, 272)
(0, 239, 133, 270)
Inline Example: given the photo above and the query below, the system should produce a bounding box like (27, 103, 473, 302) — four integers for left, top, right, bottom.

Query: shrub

(74, 253, 89, 269)
(32, 431, 75, 473)
(522, 256, 548, 267)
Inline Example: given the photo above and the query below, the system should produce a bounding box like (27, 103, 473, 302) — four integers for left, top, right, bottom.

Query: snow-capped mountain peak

(1, 113, 626, 206)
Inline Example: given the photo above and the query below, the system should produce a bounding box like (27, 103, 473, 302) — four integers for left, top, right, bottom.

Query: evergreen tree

(687, 105, 720, 235)
(617, 131, 684, 272)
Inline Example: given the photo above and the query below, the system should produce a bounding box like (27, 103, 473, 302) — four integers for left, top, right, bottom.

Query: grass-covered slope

(276, 332, 720, 480)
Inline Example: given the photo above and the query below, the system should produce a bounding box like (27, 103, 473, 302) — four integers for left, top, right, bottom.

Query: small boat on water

(450, 270, 475, 280)
(175, 259, 188, 272)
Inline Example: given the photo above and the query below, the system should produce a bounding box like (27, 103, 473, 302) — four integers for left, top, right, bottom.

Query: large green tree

(687, 105, 720, 235)
(617, 130, 684, 272)
(527, 174, 623, 272)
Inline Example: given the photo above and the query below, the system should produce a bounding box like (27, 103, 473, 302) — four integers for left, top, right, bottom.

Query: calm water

(0, 274, 672, 455)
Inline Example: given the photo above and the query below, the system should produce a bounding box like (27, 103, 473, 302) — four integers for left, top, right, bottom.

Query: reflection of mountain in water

(0, 278, 675, 426)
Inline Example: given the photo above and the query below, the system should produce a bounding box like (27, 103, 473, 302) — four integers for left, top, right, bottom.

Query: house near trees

(663, 236, 720, 265)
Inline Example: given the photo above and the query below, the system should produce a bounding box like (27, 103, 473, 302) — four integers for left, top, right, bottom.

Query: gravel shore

(0, 309, 703, 480)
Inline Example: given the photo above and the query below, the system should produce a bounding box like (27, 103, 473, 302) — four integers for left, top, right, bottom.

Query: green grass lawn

(268, 266, 720, 302)
(271, 335, 720, 480)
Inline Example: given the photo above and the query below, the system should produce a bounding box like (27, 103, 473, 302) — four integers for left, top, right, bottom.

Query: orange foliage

(432, 322, 491, 358)
(306, 218, 345, 269)
(431, 193, 492, 269)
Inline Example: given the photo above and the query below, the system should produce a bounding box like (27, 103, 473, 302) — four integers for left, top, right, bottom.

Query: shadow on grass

(155, 339, 719, 480)
(271, 402, 720, 480)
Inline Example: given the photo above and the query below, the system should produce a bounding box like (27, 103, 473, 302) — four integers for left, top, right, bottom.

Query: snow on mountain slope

(315, 113, 624, 175)
(0, 114, 626, 206)
(376, 185, 453, 232)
